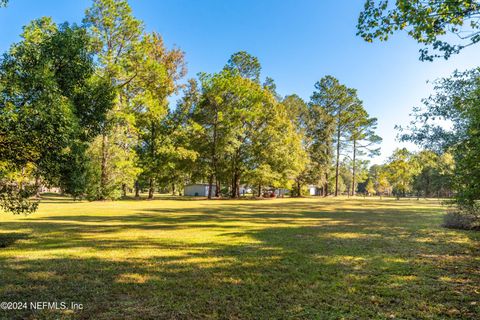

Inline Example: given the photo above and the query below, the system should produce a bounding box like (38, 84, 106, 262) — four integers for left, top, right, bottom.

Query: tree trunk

(335, 127, 341, 196)
(215, 179, 220, 197)
(231, 172, 239, 198)
(35, 175, 41, 199)
(134, 180, 140, 199)
(351, 139, 356, 196)
(100, 131, 108, 199)
(231, 156, 237, 198)
(122, 183, 127, 198)
(324, 172, 329, 197)
(231, 176, 236, 198)
(236, 179, 240, 198)
(148, 178, 154, 199)
(148, 123, 156, 200)
(258, 184, 261, 197)
(207, 174, 213, 199)
(425, 176, 430, 198)
(172, 183, 176, 196)
(210, 105, 219, 200)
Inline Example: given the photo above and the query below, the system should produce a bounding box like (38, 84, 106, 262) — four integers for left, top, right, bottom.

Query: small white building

(40, 185, 61, 193)
(184, 184, 217, 197)
(308, 185, 321, 196)
(239, 186, 252, 195)
(275, 188, 289, 197)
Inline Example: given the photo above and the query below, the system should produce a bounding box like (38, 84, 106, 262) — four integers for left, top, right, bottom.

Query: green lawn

(0, 196, 479, 319)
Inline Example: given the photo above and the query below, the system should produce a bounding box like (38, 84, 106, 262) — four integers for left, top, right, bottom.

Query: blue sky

(2, 0, 480, 164)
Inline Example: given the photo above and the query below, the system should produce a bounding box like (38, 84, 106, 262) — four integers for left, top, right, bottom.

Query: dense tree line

(359, 149, 455, 199)
(2, 0, 476, 229)
(359, 0, 480, 229)
(0, 0, 386, 213)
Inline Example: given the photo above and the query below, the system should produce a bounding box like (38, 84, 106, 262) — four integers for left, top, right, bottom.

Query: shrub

(0, 184, 39, 214)
(443, 207, 480, 230)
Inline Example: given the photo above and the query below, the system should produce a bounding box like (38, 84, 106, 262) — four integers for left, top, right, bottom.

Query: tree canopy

(0, 18, 114, 212)
(357, 0, 480, 61)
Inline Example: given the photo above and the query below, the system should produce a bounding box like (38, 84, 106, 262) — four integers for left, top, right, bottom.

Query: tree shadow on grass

(29, 199, 443, 226)
(0, 233, 29, 248)
(0, 225, 478, 319)
(0, 200, 478, 319)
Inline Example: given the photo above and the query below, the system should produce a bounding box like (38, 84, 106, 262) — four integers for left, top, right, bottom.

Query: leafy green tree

(377, 169, 392, 197)
(192, 70, 235, 198)
(149, 80, 199, 197)
(357, 0, 480, 61)
(83, 0, 145, 199)
(282, 95, 313, 196)
(357, 0, 478, 221)
(86, 125, 140, 199)
(384, 148, 420, 198)
(348, 105, 381, 195)
(310, 76, 358, 196)
(306, 96, 335, 196)
(398, 69, 479, 151)
(399, 69, 478, 207)
(412, 150, 437, 198)
(433, 152, 455, 197)
(365, 179, 376, 196)
(349, 159, 370, 195)
(0, 18, 113, 211)
(412, 150, 454, 198)
(224, 51, 261, 82)
(133, 32, 186, 199)
(193, 53, 305, 198)
(248, 98, 307, 196)
(368, 164, 384, 196)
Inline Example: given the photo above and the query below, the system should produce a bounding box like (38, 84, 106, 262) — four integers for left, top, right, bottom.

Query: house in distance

(184, 184, 217, 197)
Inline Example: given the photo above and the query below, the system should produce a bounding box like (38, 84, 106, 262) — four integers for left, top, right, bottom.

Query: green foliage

(0, 1, 391, 208)
(398, 69, 480, 152)
(224, 51, 261, 82)
(348, 105, 381, 158)
(85, 127, 141, 200)
(365, 179, 376, 195)
(348, 103, 381, 195)
(367, 164, 392, 196)
(133, 32, 187, 198)
(0, 18, 114, 212)
(282, 95, 318, 196)
(0, 185, 38, 214)
(358, 0, 480, 61)
(399, 68, 478, 217)
(193, 55, 306, 198)
(369, 150, 454, 199)
(310, 76, 361, 196)
(384, 148, 420, 197)
(412, 150, 454, 198)
(83, 0, 145, 199)
(84, 0, 143, 78)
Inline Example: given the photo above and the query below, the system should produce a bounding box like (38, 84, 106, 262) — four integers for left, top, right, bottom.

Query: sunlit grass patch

(0, 196, 479, 319)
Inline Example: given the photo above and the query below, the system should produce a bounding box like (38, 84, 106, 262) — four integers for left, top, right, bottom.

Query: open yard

(0, 196, 479, 319)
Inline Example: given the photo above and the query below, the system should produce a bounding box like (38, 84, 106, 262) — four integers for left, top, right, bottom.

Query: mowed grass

(0, 196, 479, 319)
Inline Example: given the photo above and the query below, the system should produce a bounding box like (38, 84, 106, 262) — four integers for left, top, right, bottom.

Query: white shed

(275, 188, 289, 197)
(308, 185, 320, 196)
(184, 184, 217, 197)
